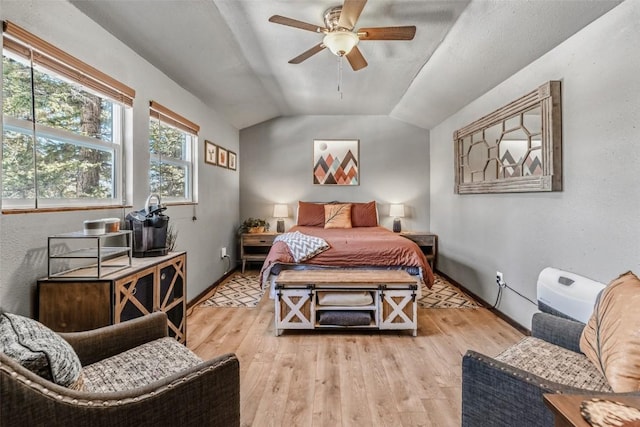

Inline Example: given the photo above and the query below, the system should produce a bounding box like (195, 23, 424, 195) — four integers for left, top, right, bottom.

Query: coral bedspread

(260, 226, 434, 288)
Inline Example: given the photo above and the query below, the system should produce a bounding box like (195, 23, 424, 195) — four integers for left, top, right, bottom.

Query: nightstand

(240, 232, 279, 273)
(400, 232, 438, 270)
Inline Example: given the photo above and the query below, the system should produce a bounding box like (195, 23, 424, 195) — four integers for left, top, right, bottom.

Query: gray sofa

(461, 310, 640, 426)
(1, 312, 240, 427)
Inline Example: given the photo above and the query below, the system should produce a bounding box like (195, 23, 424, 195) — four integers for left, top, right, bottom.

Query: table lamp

(389, 204, 405, 233)
(273, 204, 288, 233)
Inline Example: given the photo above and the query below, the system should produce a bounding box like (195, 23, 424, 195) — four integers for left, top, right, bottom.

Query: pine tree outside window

(1, 21, 134, 210)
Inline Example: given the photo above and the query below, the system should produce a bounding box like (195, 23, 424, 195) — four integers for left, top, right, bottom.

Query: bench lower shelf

(274, 270, 419, 337)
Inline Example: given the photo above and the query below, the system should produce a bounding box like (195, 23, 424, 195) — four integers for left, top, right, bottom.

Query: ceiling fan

(269, 0, 416, 71)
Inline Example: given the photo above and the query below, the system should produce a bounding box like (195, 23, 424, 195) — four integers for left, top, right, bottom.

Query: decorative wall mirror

(454, 81, 562, 194)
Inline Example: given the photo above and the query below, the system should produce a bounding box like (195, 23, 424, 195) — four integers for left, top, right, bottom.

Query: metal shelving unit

(47, 230, 132, 279)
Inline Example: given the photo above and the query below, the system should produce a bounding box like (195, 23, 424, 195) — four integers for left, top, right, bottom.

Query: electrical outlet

(496, 271, 506, 288)
(220, 247, 227, 259)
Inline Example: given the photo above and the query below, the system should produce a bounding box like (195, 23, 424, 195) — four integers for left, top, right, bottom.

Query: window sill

(2, 201, 198, 214)
(163, 201, 198, 207)
(2, 205, 132, 215)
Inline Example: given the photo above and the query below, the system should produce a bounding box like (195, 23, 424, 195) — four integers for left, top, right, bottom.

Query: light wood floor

(187, 285, 524, 427)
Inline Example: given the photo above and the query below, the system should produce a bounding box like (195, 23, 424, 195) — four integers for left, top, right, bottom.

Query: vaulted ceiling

(70, 0, 622, 130)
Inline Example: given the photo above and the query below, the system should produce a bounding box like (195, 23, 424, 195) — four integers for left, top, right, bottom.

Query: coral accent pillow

(351, 201, 378, 227)
(324, 204, 352, 229)
(579, 271, 640, 392)
(297, 202, 325, 226)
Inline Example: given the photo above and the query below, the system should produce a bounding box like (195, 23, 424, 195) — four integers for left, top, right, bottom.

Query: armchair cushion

(83, 337, 202, 393)
(1, 312, 241, 427)
(495, 337, 611, 392)
(0, 312, 83, 389)
(580, 271, 640, 393)
(531, 312, 585, 353)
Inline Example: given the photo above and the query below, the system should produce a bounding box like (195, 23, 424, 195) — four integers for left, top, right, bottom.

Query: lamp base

(277, 219, 285, 233)
(393, 218, 401, 233)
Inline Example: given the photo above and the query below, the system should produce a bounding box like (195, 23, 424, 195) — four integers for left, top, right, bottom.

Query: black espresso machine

(125, 193, 169, 257)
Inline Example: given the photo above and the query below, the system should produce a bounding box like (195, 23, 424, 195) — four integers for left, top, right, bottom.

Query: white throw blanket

(274, 231, 330, 263)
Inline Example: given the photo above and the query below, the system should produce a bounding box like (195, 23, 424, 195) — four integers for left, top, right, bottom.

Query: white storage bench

(274, 269, 419, 336)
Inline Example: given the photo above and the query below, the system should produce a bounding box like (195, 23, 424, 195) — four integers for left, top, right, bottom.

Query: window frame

(148, 101, 198, 204)
(2, 21, 134, 211)
(3, 112, 124, 209)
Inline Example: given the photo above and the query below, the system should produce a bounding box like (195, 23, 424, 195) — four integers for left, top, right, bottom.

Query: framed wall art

(454, 81, 562, 194)
(313, 139, 359, 185)
(204, 140, 217, 165)
(217, 146, 228, 168)
(228, 150, 237, 171)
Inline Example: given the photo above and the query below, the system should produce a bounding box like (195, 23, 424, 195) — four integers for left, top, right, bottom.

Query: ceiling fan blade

(269, 15, 324, 33)
(338, 0, 367, 30)
(357, 26, 416, 41)
(288, 43, 326, 64)
(345, 45, 368, 71)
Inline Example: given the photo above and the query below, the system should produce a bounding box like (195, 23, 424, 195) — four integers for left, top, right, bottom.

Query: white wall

(429, 0, 640, 328)
(0, 0, 240, 316)
(239, 115, 430, 231)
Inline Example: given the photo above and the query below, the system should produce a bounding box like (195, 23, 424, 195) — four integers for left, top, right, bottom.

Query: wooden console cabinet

(38, 252, 187, 343)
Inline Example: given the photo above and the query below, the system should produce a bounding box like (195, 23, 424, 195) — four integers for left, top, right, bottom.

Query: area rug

(417, 274, 480, 309)
(201, 271, 479, 309)
(201, 271, 263, 308)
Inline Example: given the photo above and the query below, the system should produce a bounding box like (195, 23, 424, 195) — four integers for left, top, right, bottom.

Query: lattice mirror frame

(454, 81, 562, 194)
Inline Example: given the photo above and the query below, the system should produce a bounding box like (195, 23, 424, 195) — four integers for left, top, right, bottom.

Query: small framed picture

(228, 151, 237, 171)
(217, 146, 228, 168)
(204, 140, 217, 165)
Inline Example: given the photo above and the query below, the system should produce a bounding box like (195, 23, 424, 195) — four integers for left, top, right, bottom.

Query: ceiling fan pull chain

(337, 56, 343, 100)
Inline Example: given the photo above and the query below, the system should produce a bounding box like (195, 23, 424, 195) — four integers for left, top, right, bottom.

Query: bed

(259, 201, 434, 335)
(261, 225, 433, 293)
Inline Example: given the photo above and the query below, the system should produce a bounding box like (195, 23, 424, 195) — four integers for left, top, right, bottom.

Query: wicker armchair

(462, 311, 640, 426)
(1, 312, 240, 427)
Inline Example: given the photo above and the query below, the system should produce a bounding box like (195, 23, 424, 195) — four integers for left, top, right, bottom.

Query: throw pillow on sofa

(580, 271, 640, 392)
(0, 312, 84, 390)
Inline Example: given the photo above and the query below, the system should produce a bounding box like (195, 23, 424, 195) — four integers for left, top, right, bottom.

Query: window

(2, 21, 134, 210)
(149, 101, 198, 203)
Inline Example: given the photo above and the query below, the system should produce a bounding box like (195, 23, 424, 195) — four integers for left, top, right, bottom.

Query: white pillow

(317, 291, 374, 306)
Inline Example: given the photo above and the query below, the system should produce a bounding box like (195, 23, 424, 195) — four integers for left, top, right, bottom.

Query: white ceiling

(69, 0, 622, 130)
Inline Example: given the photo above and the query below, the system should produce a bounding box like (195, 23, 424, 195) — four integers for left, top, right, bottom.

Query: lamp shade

(273, 204, 288, 219)
(323, 31, 359, 56)
(389, 204, 405, 218)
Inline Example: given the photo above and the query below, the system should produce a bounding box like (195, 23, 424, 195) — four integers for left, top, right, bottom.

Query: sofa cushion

(496, 337, 611, 392)
(324, 203, 352, 229)
(0, 312, 84, 389)
(82, 337, 202, 393)
(580, 271, 640, 393)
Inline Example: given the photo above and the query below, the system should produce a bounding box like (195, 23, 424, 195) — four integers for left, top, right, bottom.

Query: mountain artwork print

(313, 139, 359, 186)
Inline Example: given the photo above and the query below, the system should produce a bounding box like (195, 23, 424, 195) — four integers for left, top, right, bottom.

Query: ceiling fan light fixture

(323, 31, 359, 56)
